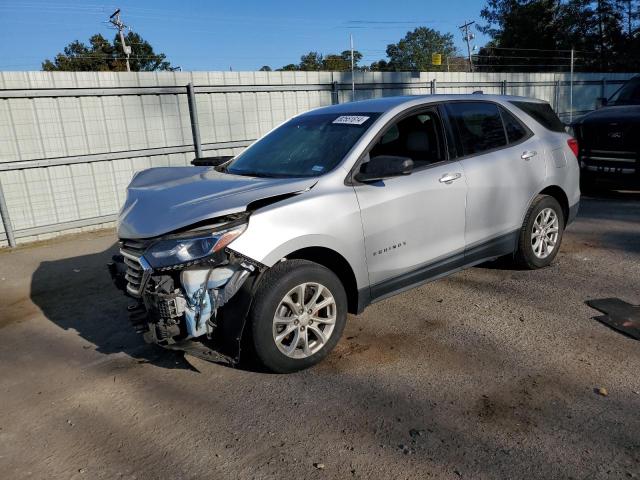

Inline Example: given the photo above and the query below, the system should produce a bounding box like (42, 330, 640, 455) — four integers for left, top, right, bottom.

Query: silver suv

(111, 94, 580, 372)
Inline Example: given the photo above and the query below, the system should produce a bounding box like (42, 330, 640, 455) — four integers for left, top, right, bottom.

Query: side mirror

(354, 155, 414, 183)
(595, 97, 608, 109)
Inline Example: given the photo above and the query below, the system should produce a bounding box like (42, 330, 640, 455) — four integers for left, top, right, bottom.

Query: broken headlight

(145, 224, 247, 269)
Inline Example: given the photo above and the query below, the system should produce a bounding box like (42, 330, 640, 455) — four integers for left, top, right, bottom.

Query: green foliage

(278, 50, 364, 71)
(259, 65, 272, 71)
(42, 31, 171, 71)
(479, 0, 640, 71)
(382, 27, 457, 71)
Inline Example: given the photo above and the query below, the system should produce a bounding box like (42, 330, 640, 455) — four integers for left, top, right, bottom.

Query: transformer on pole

(459, 20, 475, 73)
(109, 9, 132, 72)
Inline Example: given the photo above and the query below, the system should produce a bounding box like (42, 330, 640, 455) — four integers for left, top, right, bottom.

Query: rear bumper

(567, 201, 580, 225)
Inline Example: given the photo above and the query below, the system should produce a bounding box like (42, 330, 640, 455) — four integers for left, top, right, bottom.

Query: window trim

(442, 100, 534, 162)
(345, 104, 456, 186)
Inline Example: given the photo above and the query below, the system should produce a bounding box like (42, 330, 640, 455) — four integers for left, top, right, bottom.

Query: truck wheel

(514, 195, 565, 269)
(249, 259, 347, 373)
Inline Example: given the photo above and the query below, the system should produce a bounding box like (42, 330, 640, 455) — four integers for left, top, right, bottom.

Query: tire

(249, 259, 347, 373)
(514, 195, 565, 270)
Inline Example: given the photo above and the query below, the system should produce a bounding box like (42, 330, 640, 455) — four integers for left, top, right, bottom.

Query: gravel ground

(1, 193, 639, 480)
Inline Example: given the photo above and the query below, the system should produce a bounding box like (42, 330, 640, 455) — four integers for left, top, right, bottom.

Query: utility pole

(459, 20, 475, 72)
(350, 33, 355, 100)
(109, 9, 131, 72)
(569, 48, 574, 123)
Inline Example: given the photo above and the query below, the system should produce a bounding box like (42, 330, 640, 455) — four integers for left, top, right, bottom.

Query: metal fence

(0, 70, 635, 247)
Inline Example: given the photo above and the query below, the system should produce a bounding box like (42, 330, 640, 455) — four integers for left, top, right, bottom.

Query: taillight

(567, 138, 579, 158)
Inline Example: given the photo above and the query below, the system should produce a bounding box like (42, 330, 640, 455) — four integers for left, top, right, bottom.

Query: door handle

(439, 172, 462, 184)
(521, 150, 537, 160)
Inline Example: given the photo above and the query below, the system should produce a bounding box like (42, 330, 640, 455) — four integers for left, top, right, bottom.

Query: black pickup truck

(571, 76, 639, 191)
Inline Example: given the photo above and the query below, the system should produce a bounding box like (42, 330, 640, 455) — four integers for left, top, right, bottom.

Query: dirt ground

(1, 192, 639, 480)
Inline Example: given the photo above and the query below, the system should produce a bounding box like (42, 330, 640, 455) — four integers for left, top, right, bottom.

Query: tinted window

(609, 78, 640, 105)
(368, 110, 445, 168)
(226, 113, 380, 178)
(500, 107, 529, 143)
(510, 101, 565, 132)
(446, 102, 507, 156)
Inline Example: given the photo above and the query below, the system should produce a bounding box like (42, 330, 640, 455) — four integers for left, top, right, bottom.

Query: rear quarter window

(510, 101, 565, 132)
(500, 107, 530, 144)
(445, 102, 507, 156)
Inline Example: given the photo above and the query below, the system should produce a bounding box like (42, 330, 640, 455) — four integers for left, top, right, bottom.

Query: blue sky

(0, 0, 490, 71)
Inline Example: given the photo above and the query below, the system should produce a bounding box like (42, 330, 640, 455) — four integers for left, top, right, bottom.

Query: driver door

(353, 107, 467, 299)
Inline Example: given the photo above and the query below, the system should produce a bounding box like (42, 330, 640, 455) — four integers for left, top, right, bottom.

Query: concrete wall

(0, 70, 635, 246)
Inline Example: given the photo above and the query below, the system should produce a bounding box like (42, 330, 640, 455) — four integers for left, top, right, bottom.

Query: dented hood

(117, 167, 316, 239)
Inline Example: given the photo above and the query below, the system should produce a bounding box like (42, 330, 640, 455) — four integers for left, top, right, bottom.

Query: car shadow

(30, 242, 198, 371)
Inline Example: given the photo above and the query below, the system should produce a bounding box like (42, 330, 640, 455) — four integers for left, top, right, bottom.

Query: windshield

(225, 113, 380, 178)
(609, 77, 640, 106)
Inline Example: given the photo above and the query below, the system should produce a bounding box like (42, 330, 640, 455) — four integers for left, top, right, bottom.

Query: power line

(482, 46, 594, 54)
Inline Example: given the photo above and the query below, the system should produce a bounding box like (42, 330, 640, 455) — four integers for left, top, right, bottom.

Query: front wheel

(514, 195, 565, 269)
(249, 259, 347, 373)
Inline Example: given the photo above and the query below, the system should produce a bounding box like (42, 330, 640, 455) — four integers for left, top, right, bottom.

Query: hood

(573, 105, 640, 125)
(118, 167, 317, 239)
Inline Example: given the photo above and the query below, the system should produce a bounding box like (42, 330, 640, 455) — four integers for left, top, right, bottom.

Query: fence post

(430, 79, 436, 95)
(186, 82, 203, 159)
(501, 79, 507, 95)
(554, 79, 560, 111)
(331, 81, 339, 105)
(0, 179, 16, 248)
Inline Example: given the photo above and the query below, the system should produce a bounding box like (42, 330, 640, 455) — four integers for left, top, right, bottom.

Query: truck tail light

(567, 138, 579, 158)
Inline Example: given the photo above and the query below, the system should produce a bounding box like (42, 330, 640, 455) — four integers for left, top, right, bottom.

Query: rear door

(443, 101, 546, 252)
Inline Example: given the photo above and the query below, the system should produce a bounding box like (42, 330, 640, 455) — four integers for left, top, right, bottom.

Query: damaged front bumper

(108, 238, 262, 365)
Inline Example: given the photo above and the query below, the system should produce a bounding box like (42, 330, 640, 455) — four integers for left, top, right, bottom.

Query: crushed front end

(108, 214, 262, 365)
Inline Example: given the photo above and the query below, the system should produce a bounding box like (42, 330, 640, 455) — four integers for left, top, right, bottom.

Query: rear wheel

(514, 195, 565, 269)
(250, 259, 347, 373)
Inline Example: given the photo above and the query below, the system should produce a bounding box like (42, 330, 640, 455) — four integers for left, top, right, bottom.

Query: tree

(479, 0, 638, 71)
(321, 50, 363, 71)
(42, 34, 116, 71)
(299, 51, 324, 71)
(278, 50, 364, 71)
(369, 59, 390, 71)
(259, 65, 272, 71)
(278, 64, 299, 71)
(42, 31, 172, 71)
(114, 31, 171, 71)
(384, 27, 457, 71)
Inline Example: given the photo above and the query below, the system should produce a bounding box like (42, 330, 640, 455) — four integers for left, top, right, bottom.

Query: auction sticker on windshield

(333, 115, 370, 125)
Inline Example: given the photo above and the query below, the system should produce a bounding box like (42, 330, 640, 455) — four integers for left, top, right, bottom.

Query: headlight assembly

(145, 224, 247, 269)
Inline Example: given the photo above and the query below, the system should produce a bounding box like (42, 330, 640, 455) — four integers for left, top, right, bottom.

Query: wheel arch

(538, 185, 569, 223)
(285, 246, 363, 315)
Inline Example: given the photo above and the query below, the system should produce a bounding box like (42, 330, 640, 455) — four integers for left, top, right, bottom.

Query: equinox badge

(373, 241, 407, 257)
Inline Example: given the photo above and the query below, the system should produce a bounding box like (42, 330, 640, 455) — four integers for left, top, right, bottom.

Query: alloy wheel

(272, 282, 337, 359)
(531, 207, 559, 259)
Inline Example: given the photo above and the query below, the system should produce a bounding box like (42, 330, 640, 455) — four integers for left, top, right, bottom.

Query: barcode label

(333, 115, 370, 125)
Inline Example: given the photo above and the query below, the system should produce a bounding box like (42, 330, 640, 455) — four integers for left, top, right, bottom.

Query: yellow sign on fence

(432, 53, 442, 66)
